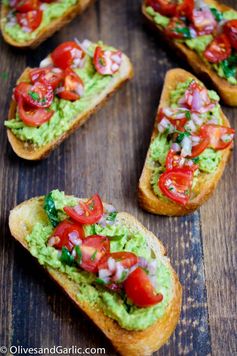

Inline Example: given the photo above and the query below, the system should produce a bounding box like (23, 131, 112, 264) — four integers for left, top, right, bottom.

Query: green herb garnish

(210, 8, 223, 22)
(107, 212, 117, 222)
(91, 250, 98, 261)
(185, 111, 191, 120)
(95, 278, 106, 285)
(44, 193, 60, 227)
(175, 26, 191, 38)
(60, 247, 74, 266)
(220, 54, 237, 79)
(75, 245, 82, 265)
(192, 157, 200, 164)
(175, 131, 191, 143)
(28, 91, 40, 102)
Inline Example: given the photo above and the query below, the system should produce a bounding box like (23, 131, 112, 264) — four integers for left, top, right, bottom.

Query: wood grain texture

(0, 0, 236, 355)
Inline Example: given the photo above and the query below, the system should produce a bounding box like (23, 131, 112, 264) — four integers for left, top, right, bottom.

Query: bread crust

(1, 0, 94, 49)
(138, 68, 232, 216)
(142, 0, 237, 106)
(6, 54, 133, 160)
(9, 196, 182, 356)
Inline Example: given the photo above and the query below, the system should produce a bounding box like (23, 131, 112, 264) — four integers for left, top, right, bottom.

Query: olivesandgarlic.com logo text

(0, 345, 106, 355)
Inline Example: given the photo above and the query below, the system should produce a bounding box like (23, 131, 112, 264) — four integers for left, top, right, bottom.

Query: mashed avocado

(146, 6, 170, 27)
(5, 44, 116, 147)
(3, 0, 78, 43)
(185, 35, 213, 53)
(149, 79, 223, 199)
(26, 190, 173, 331)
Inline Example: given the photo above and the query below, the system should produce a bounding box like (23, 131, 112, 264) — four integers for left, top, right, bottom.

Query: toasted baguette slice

(142, 0, 237, 106)
(1, 0, 94, 48)
(9, 195, 182, 356)
(6, 53, 133, 160)
(138, 68, 232, 216)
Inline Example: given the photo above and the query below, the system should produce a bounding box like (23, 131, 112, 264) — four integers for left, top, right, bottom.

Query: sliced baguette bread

(6, 52, 133, 160)
(138, 68, 232, 216)
(9, 195, 182, 356)
(142, 0, 237, 106)
(1, 0, 94, 49)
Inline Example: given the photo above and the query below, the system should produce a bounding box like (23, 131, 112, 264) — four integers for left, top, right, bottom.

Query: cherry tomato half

(159, 167, 194, 205)
(124, 267, 163, 308)
(223, 20, 237, 50)
(16, 9, 42, 32)
(157, 108, 187, 131)
(30, 67, 64, 90)
(204, 34, 231, 64)
(64, 194, 104, 225)
(176, 0, 194, 21)
(18, 97, 54, 127)
(57, 69, 84, 101)
(78, 235, 110, 273)
(14, 81, 54, 108)
(200, 124, 235, 150)
(93, 47, 122, 75)
(51, 41, 85, 70)
(146, 0, 177, 17)
(49, 220, 85, 251)
(15, 0, 39, 13)
(189, 135, 209, 158)
(98, 252, 138, 271)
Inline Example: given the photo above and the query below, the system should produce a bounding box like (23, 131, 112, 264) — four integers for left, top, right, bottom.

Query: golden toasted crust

(6, 54, 133, 160)
(142, 0, 237, 106)
(9, 196, 182, 356)
(1, 0, 94, 49)
(138, 68, 232, 216)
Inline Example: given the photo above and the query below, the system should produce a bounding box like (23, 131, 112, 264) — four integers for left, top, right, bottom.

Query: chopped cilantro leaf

(107, 212, 117, 222)
(28, 90, 40, 102)
(185, 111, 191, 120)
(44, 193, 60, 227)
(175, 130, 191, 143)
(210, 8, 223, 22)
(91, 250, 98, 261)
(175, 26, 191, 38)
(75, 245, 82, 265)
(60, 247, 74, 266)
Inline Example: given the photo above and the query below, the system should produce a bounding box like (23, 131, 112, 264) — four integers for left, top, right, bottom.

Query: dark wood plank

(0, 0, 236, 355)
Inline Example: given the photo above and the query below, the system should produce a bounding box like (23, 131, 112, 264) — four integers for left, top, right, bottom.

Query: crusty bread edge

(9, 196, 182, 356)
(138, 68, 232, 216)
(6, 54, 134, 160)
(1, 0, 94, 49)
(142, 0, 237, 106)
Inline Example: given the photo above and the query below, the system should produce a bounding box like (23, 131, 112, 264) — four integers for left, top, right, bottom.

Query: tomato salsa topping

(44, 193, 164, 309)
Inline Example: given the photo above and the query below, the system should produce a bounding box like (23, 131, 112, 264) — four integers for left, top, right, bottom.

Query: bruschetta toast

(5, 40, 133, 160)
(9, 190, 182, 356)
(142, 0, 237, 106)
(138, 68, 235, 216)
(1, 0, 94, 48)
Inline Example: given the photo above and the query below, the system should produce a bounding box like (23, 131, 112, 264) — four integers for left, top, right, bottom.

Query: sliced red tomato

(159, 167, 194, 205)
(78, 235, 110, 273)
(200, 124, 235, 150)
(51, 41, 85, 70)
(192, 7, 217, 35)
(176, 0, 194, 21)
(98, 252, 138, 271)
(145, 0, 177, 17)
(166, 149, 198, 170)
(204, 34, 231, 64)
(223, 20, 237, 50)
(124, 268, 163, 308)
(30, 67, 64, 90)
(57, 69, 84, 101)
(16, 10, 42, 31)
(15, 0, 39, 12)
(93, 46, 122, 75)
(165, 17, 190, 39)
(14, 81, 53, 108)
(64, 194, 104, 225)
(189, 135, 209, 158)
(18, 97, 54, 127)
(48, 220, 85, 251)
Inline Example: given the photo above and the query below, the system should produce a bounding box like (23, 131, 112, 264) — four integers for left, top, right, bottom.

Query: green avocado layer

(25, 190, 173, 331)
(5, 43, 117, 147)
(3, 0, 78, 43)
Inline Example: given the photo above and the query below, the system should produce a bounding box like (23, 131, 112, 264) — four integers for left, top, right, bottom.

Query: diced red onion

(48, 236, 60, 247)
(147, 260, 157, 275)
(113, 263, 124, 282)
(55, 86, 65, 94)
(158, 118, 175, 134)
(192, 113, 203, 126)
(171, 143, 181, 152)
(69, 231, 82, 246)
(181, 136, 192, 157)
(185, 120, 196, 133)
(73, 205, 84, 216)
(99, 268, 112, 280)
(138, 257, 149, 269)
(76, 84, 84, 97)
(40, 56, 53, 68)
(40, 3, 48, 10)
(221, 134, 234, 143)
(108, 257, 116, 272)
(106, 204, 116, 213)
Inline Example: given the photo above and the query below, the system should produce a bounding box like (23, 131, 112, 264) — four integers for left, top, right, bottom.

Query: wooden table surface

(0, 1, 236, 355)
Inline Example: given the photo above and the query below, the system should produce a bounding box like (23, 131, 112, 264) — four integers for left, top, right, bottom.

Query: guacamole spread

(5, 43, 118, 147)
(149, 79, 223, 200)
(3, 0, 78, 43)
(25, 190, 173, 331)
(145, 5, 237, 85)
